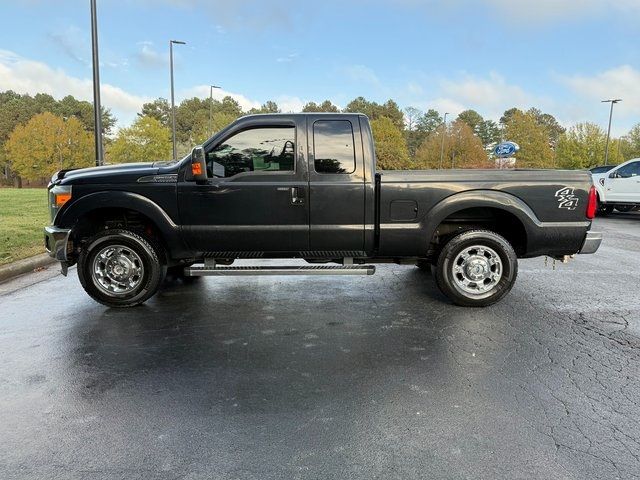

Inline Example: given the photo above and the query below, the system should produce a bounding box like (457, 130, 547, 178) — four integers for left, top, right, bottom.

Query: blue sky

(0, 0, 638, 135)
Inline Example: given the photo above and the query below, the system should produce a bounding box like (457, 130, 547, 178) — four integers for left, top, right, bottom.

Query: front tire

(434, 230, 518, 307)
(78, 229, 165, 308)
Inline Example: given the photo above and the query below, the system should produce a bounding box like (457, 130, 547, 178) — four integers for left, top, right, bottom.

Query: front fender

(56, 191, 189, 258)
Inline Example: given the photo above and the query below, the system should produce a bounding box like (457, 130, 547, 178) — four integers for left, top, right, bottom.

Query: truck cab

(177, 113, 374, 256)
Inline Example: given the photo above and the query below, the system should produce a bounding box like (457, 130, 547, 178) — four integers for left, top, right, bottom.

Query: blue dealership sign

(494, 141, 520, 158)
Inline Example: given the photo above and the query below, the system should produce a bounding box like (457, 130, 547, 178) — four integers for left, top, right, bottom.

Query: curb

(0, 254, 57, 284)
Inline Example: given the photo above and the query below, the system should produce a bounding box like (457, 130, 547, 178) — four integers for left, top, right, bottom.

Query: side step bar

(185, 265, 376, 277)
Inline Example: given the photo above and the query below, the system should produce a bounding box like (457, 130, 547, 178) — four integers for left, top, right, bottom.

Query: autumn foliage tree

(555, 122, 623, 169)
(3, 112, 93, 182)
(370, 116, 411, 169)
(502, 110, 554, 168)
(414, 120, 490, 169)
(107, 116, 172, 164)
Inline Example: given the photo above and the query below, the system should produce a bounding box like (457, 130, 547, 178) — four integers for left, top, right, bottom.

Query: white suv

(592, 158, 640, 214)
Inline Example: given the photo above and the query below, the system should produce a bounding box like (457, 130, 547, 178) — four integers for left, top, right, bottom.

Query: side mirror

(609, 172, 617, 179)
(190, 146, 207, 182)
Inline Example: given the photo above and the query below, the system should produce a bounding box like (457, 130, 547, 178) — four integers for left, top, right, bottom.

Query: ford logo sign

(494, 141, 520, 158)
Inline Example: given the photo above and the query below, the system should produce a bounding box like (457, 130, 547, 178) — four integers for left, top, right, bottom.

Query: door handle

(290, 187, 304, 205)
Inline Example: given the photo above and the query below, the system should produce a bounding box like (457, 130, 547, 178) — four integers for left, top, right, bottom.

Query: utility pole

(602, 99, 621, 166)
(209, 85, 221, 137)
(90, 0, 104, 166)
(439, 112, 449, 169)
(170, 40, 186, 160)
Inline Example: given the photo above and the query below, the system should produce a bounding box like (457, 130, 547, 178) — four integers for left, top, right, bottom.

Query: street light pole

(209, 85, 221, 137)
(439, 112, 449, 169)
(602, 99, 622, 166)
(90, 0, 104, 166)
(170, 40, 186, 161)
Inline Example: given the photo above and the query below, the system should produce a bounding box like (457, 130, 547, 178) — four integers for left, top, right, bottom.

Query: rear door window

(313, 120, 356, 174)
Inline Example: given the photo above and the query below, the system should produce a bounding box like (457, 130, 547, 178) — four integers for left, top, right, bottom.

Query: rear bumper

(579, 231, 602, 254)
(44, 226, 71, 261)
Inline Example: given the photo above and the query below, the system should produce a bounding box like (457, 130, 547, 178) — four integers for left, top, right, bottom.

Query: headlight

(49, 185, 72, 223)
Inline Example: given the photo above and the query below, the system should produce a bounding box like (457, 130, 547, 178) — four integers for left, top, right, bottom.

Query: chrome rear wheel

(451, 245, 503, 296)
(434, 230, 518, 307)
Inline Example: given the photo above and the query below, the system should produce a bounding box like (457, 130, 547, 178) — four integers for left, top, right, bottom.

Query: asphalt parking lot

(1, 214, 639, 480)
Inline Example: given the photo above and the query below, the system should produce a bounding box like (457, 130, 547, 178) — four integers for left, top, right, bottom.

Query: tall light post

(602, 99, 621, 166)
(439, 112, 449, 169)
(209, 85, 221, 137)
(169, 39, 186, 161)
(90, 0, 104, 166)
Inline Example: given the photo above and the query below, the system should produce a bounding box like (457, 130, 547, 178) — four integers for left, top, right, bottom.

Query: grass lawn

(0, 188, 50, 265)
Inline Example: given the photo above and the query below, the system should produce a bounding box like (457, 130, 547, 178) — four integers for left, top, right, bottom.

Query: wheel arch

(423, 190, 538, 257)
(57, 191, 188, 260)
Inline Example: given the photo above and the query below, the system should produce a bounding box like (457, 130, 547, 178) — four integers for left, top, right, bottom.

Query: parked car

(45, 113, 601, 308)
(590, 165, 616, 174)
(591, 158, 640, 214)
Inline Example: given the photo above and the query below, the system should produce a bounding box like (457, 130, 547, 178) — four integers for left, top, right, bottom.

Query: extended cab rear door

(306, 114, 366, 253)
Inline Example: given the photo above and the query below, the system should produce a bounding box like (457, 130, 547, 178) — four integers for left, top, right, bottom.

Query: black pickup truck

(44, 113, 601, 308)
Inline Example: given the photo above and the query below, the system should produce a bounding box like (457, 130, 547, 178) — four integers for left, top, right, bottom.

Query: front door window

(207, 127, 295, 178)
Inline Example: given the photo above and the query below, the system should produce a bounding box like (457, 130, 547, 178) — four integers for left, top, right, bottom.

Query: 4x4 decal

(555, 187, 579, 210)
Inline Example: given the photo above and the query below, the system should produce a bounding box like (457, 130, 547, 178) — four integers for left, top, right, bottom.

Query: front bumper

(44, 226, 72, 261)
(579, 231, 602, 254)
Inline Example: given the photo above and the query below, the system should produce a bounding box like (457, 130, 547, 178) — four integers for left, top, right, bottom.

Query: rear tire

(434, 230, 518, 307)
(77, 229, 165, 308)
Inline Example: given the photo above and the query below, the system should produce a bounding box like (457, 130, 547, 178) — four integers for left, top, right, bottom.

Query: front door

(307, 115, 366, 253)
(178, 118, 309, 253)
(606, 160, 640, 203)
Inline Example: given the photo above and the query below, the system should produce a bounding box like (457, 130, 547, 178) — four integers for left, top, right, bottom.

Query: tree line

(2, 89, 640, 186)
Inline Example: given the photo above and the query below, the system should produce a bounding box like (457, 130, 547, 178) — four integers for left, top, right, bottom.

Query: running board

(184, 265, 376, 277)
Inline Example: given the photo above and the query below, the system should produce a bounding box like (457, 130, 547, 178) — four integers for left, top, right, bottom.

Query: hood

(52, 162, 160, 185)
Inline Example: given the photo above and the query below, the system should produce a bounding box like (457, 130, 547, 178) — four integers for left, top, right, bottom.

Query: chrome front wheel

(92, 245, 145, 296)
(78, 229, 165, 308)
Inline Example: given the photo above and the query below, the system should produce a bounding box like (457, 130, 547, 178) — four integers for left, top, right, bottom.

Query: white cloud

(343, 65, 380, 86)
(0, 49, 148, 126)
(393, 0, 640, 23)
(276, 53, 299, 64)
(275, 95, 306, 113)
(135, 41, 167, 68)
(559, 65, 640, 114)
(440, 72, 538, 111)
(556, 65, 640, 135)
(412, 72, 545, 120)
(48, 26, 89, 66)
(0, 49, 313, 130)
(481, 0, 640, 22)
